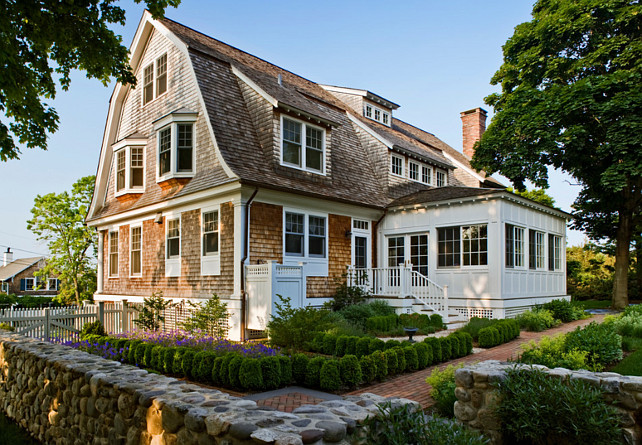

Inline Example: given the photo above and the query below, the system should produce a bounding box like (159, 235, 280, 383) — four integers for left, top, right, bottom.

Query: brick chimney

(3, 248, 13, 267)
(461, 107, 487, 159)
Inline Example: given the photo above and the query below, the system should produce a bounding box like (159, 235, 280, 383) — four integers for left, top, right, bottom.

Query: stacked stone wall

(0, 332, 417, 444)
(454, 360, 642, 444)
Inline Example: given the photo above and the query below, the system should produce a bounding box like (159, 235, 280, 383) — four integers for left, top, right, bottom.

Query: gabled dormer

(320, 85, 400, 127)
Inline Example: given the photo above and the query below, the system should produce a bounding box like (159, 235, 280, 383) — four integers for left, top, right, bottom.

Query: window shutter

(20, 279, 26, 291)
(57, 279, 61, 290)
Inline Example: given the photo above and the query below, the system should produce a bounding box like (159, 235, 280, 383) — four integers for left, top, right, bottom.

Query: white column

(232, 198, 245, 298)
(96, 229, 104, 293)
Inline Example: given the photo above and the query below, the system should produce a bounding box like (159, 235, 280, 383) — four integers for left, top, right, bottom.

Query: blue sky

(0, 0, 586, 259)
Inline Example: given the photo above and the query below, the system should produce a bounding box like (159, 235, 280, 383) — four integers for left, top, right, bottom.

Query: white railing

(347, 264, 448, 317)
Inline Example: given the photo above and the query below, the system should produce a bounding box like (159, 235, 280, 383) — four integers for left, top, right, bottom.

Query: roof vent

(277, 74, 282, 86)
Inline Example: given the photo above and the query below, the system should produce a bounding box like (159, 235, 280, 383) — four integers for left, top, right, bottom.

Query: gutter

(240, 187, 259, 342)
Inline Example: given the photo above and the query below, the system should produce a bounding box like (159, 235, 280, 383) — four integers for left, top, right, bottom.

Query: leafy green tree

(506, 187, 556, 208)
(472, 0, 642, 309)
(0, 0, 180, 161)
(133, 291, 176, 331)
(27, 176, 97, 305)
(182, 295, 229, 338)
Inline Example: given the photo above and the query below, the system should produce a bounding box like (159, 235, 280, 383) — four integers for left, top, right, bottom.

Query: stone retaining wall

(0, 332, 418, 445)
(454, 360, 642, 444)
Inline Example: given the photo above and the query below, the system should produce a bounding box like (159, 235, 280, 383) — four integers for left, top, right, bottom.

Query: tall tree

(27, 176, 97, 305)
(0, 0, 179, 161)
(507, 187, 556, 208)
(471, 0, 642, 309)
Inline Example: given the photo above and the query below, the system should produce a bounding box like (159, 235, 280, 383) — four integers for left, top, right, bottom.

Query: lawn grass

(0, 411, 39, 444)
(612, 348, 642, 376)
(572, 300, 612, 310)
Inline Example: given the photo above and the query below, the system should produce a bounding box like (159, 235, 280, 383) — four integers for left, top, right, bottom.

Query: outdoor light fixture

(345, 230, 352, 238)
(154, 212, 163, 224)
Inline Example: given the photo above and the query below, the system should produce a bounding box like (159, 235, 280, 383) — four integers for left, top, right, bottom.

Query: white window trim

(24, 278, 35, 291)
(549, 234, 563, 271)
(1, 282, 9, 293)
(436, 169, 448, 187)
(130, 225, 143, 278)
(108, 231, 119, 278)
(47, 278, 58, 291)
(154, 113, 198, 182)
(386, 232, 430, 274)
(391, 153, 404, 177)
(351, 219, 371, 269)
(165, 214, 181, 277)
(113, 141, 146, 196)
(141, 53, 168, 107)
(364, 103, 392, 127)
(201, 205, 221, 276)
(529, 230, 546, 271)
(436, 224, 489, 270)
(408, 160, 432, 185)
(280, 115, 326, 175)
(506, 224, 526, 270)
(282, 208, 329, 277)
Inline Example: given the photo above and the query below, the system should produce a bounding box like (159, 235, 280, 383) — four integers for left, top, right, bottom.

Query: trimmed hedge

(278, 355, 292, 386)
(305, 357, 325, 387)
(162, 347, 176, 374)
(415, 342, 431, 369)
(371, 350, 388, 380)
(404, 346, 419, 371)
(423, 337, 442, 363)
(340, 355, 362, 388)
(478, 319, 520, 348)
(261, 356, 282, 390)
(320, 361, 341, 391)
(365, 314, 398, 333)
(440, 337, 452, 361)
(360, 355, 376, 384)
(239, 358, 263, 390)
(228, 356, 243, 388)
(356, 337, 371, 358)
(383, 348, 398, 375)
(292, 353, 309, 385)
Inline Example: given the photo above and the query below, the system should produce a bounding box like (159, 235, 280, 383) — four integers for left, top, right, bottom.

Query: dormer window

(281, 116, 325, 174)
(436, 169, 447, 187)
(112, 136, 147, 196)
(364, 103, 391, 126)
(153, 110, 197, 181)
(143, 53, 168, 105)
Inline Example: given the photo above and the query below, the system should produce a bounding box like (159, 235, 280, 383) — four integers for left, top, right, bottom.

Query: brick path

(346, 314, 606, 408)
(256, 392, 326, 412)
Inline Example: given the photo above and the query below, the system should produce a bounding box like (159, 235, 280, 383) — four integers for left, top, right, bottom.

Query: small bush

(181, 349, 196, 378)
(383, 348, 398, 375)
(219, 354, 236, 386)
(305, 357, 325, 388)
(345, 336, 358, 355)
(340, 355, 362, 388)
(335, 336, 348, 356)
(449, 335, 461, 358)
(310, 333, 326, 353)
(359, 355, 376, 383)
(162, 347, 176, 374)
(195, 352, 217, 383)
(211, 357, 224, 385)
(322, 334, 337, 356)
(143, 343, 155, 368)
(564, 322, 622, 370)
(80, 321, 106, 339)
(239, 358, 263, 390)
(394, 347, 406, 373)
(460, 317, 494, 340)
(261, 356, 282, 390)
(278, 356, 292, 386)
(292, 353, 310, 385)
(495, 367, 622, 444)
(423, 337, 442, 363)
(371, 350, 388, 379)
(134, 342, 147, 366)
(455, 332, 473, 355)
(517, 308, 557, 332)
(150, 346, 164, 371)
(478, 327, 500, 348)
(403, 346, 419, 371)
(384, 339, 402, 350)
(320, 360, 341, 391)
(425, 364, 464, 417)
(172, 347, 188, 374)
(368, 338, 385, 354)
(356, 337, 371, 358)
(414, 342, 431, 369)
(519, 334, 589, 370)
(541, 299, 581, 323)
(329, 282, 370, 311)
(228, 356, 243, 388)
(366, 314, 399, 333)
(440, 337, 452, 361)
(191, 351, 208, 380)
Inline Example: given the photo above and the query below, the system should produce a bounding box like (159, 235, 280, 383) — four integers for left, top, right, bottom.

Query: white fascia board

(87, 180, 242, 227)
(346, 113, 393, 148)
(231, 65, 278, 107)
(151, 17, 238, 180)
(501, 194, 572, 220)
(441, 151, 486, 183)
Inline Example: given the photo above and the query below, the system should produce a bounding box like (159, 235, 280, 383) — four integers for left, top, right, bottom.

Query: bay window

(154, 111, 197, 181)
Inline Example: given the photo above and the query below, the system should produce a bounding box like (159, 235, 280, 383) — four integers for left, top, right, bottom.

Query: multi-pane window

(382, 113, 389, 125)
(166, 219, 180, 259)
(364, 103, 391, 126)
(391, 155, 404, 176)
(109, 231, 118, 277)
(24, 278, 35, 291)
(462, 225, 488, 266)
(131, 226, 142, 276)
(374, 109, 381, 121)
(353, 220, 369, 230)
(202, 211, 219, 256)
(422, 165, 431, 185)
(158, 127, 172, 176)
(529, 230, 545, 270)
(177, 124, 193, 172)
(549, 234, 562, 271)
(48, 278, 58, 291)
(143, 53, 168, 105)
(365, 104, 372, 118)
(436, 170, 446, 187)
(506, 224, 525, 268)
(388, 237, 405, 267)
(409, 161, 420, 181)
(354, 236, 367, 268)
(157, 122, 194, 178)
(285, 212, 305, 256)
(281, 118, 324, 173)
(130, 147, 144, 188)
(308, 216, 326, 257)
(410, 234, 429, 276)
(116, 150, 126, 191)
(438, 227, 461, 267)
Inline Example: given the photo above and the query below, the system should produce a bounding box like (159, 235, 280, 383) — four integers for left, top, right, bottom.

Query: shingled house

(0, 249, 60, 297)
(86, 12, 569, 340)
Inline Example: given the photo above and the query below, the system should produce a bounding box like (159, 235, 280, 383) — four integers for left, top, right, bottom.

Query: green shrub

(369, 300, 397, 317)
(143, 343, 155, 368)
(519, 334, 589, 370)
(320, 360, 341, 391)
(80, 321, 106, 339)
(440, 337, 452, 361)
(495, 367, 622, 445)
(239, 358, 263, 390)
(455, 332, 473, 355)
(460, 317, 494, 340)
(414, 342, 431, 369)
(339, 355, 362, 388)
(292, 353, 310, 385)
(478, 327, 499, 348)
(150, 346, 164, 371)
(211, 357, 224, 385)
(219, 354, 236, 386)
(181, 294, 229, 338)
(195, 352, 216, 383)
(366, 314, 399, 333)
(541, 299, 581, 323)
(338, 303, 377, 330)
(383, 348, 398, 375)
(517, 308, 557, 332)
(133, 342, 146, 366)
(449, 335, 461, 358)
(359, 355, 376, 383)
(384, 339, 402, 350)
(181, 349, 196, 379)
(368, 338, 385, 354)
(394, 347, 406, 372)
(425, 364, 464, 417)
(305, 357, 325, 388)
(227, 356, 243, 388)
(345, 336, 358, 355)
(261, 356, 282, 390)
(564, 322, 622, 370)
(356, 337, 371, 358)
(403, 346, 419, 371)
(278, 356, 292, 386)
(172, 347, 188, 374)
(191, 351, 208, 380)
(423, 337, 442, 363)
(329, 281, 370, 311)
(161, 347, 176, 373)
(371, 350, 388, 379)
(310, 332, 326, 353)
(335, 336, 348, 356)
(322, 334, 337, 356)
(361, 401, 487, 445)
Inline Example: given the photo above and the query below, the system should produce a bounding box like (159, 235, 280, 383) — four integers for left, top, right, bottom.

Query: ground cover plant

(425, 363, 465, 417)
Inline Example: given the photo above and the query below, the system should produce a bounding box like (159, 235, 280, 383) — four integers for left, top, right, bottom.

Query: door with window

(386, 233, 429, 287)
(351, 220, 371, 285)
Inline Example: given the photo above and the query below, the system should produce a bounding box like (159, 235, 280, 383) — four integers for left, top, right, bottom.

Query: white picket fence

(0, 300, 204, 342)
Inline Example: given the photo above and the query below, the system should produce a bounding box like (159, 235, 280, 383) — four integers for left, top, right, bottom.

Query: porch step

(409, 303, 468, 330)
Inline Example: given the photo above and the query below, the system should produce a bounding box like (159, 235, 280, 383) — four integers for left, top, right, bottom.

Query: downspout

(240, 187, 259, 342)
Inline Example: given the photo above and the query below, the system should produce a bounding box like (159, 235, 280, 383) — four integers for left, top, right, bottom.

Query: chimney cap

(460, 107, 487, 117)
(5, 248, 9, 253)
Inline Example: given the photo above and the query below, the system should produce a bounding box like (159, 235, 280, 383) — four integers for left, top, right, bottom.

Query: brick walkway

(346, 314, 606, 408)
(256, 392, 326, 412)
